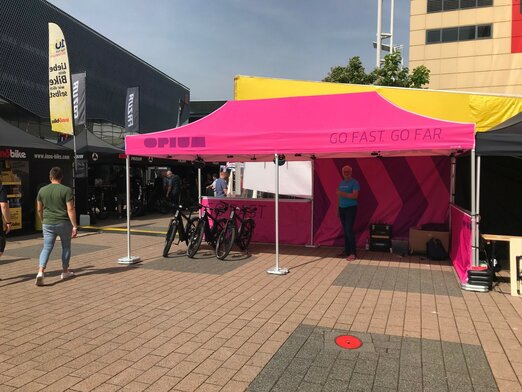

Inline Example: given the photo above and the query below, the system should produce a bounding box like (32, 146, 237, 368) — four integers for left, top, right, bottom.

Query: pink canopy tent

(125, 92, 476, 276)
(125, 92, 475, 161)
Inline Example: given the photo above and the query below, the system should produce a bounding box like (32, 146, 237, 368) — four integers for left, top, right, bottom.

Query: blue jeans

(339, 206, 357, 256)
(39, 222, 72, 270)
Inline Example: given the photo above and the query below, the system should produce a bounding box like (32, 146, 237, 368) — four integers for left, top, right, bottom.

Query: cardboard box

(409, 228, 449, 254)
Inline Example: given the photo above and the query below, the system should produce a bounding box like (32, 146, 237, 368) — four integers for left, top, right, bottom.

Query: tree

(323, 51, 430, 89)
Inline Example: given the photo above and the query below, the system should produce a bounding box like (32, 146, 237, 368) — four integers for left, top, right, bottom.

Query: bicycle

(186, 202, 228, 258)
(215, 205, 257, 260)
(163, 205, 199, 257)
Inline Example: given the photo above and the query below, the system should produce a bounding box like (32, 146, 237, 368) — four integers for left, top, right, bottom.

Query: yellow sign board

(49, 23, 73, 135)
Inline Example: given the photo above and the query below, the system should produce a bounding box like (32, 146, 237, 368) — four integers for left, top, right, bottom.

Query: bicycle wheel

(208, 218, 227, 248)
(163, 220, 178, 257)
(237, 219, 254, 251)
(183, 217, 199, 245)
(187, 220, 205, 258)
(216, 223, 236, 260)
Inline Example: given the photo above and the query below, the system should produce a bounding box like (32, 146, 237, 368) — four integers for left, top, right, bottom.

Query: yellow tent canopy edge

(234, 75, 522, 132)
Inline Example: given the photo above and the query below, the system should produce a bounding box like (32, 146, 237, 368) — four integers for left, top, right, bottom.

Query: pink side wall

(313, 157, 451, 247)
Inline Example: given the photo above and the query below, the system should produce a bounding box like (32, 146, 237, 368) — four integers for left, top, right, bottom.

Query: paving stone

(303, 365, 330, 385)
(329, 359, 356, 382)
(446, 371, 474, 392)
(141, 253, 257, 275)
(399, 364, 423, 382)
(353, 357, 378, 375)
(323, 378, 350, 392)
(1, 230, 510, 392)
(271, 370, 303, 392)
(347, 372, 374, 391)
(398, 378, 423, 392)
(286, 357, 313, 375)
(4, 243, 109, 260)
(296, 381, 323, 392)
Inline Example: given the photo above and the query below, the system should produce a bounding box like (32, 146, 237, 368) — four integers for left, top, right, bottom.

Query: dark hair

(49, 167, 63, 181)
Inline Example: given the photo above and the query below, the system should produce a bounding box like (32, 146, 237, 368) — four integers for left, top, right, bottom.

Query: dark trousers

(339, 206, 357, 256)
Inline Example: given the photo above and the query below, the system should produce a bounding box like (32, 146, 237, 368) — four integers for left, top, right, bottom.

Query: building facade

(410, 0, 522, 94)
(0, 0, 189, 144)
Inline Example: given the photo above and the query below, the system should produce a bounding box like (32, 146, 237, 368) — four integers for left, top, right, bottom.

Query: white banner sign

(243, 161, 312, 197)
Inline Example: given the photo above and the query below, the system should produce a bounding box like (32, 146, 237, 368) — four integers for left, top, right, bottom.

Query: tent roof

(125, 92, 475, 162)
(234, 75, 522, 132)
(0, 117, 71, 151)
(476, 112, 522, 156)
(63, 129, 124, 154)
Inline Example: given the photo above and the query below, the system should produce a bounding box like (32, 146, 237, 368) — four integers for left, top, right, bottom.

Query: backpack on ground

(426, 238, 448, 260)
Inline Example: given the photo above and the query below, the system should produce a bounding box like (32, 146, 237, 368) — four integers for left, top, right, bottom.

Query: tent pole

(476, 155, 481, 264)
(118, 155, 140, 265)
(72, 133, 77, 200)
(198, 168, 202, 218)
(449, 155, 456, 230)
(306, 159, 316, 248)
(267, 153, 288, 275)
(198, 167, 202, 201)
(470, 148, 477, 267)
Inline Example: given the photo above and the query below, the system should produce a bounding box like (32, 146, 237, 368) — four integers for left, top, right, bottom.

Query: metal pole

(118, 155, 140, 264)
(267, 154, 288, 275)
(390, 0, 395, 53)
(72, 134, 77, 198)
(306, 160, 316, 247)
(198, 167, 202, 218)
(376, 0, 383, 67)
(449, 155, 456, 229)
(476, 155, 481, 264)
(126, 155, 131, 258)
(470, 149, 477, 266)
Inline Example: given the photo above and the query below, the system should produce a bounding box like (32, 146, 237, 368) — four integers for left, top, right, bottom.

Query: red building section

(513, 0, 522, 53)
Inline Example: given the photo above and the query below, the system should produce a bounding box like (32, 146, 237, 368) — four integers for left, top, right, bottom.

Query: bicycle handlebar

(198, 202, 228, 214)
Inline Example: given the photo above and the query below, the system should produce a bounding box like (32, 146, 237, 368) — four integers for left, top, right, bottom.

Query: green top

(37, 183, 73, 225)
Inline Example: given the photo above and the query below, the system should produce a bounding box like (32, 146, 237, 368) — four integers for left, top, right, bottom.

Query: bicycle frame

(179, 209, 196, 243)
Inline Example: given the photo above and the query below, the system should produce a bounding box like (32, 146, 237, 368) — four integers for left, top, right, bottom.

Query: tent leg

(476, 155, 481, 263)
(267, 153, 288, 275)
(118, 155, 140, 265)
(306, 159, 317, 248)
(470, 149, 478, 267)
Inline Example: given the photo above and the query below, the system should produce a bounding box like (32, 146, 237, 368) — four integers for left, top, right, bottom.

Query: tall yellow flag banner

(48, 23, 73, 135)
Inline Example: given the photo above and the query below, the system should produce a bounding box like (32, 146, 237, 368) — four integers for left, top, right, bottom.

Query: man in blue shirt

(209, 172, 228, 198)
(337, 165, 360, 260)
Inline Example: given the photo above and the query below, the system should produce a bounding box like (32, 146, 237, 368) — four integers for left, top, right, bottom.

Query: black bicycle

(215, 205, 256, 260)
(186, 202, 228, 258)
(163, 205, 199, 257)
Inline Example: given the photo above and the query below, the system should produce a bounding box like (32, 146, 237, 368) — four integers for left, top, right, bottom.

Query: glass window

(427, 29, 442, 44)
(427, 0, 443, 12)
(459, 25, 476, 41)
(477, 24, 492, 39)
(443, 0, 459, 11)
(476, 0, 493, 7)
(460, 0, 477, 9)
(442, 27, 459, 42)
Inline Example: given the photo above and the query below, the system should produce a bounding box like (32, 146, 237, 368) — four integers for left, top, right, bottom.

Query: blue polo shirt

(339, 178, 360, 208)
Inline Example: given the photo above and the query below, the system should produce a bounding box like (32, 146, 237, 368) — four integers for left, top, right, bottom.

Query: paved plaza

(1, 216, 522, 391)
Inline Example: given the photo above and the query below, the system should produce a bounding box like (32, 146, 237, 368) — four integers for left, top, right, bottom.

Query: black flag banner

(71, 72, 86, 127)
(125, 87, 139, 133)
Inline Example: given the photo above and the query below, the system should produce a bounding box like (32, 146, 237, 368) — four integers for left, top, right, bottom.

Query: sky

(47, 0, 411, 101)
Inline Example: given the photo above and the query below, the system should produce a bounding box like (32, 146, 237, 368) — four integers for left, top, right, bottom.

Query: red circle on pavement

(335, 335, 362, 349)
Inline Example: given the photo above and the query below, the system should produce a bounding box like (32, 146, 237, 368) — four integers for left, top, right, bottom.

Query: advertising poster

(49, 22, 73, 135)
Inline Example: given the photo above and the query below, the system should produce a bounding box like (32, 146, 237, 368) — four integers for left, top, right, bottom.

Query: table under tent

(124, 92, 476, 278)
